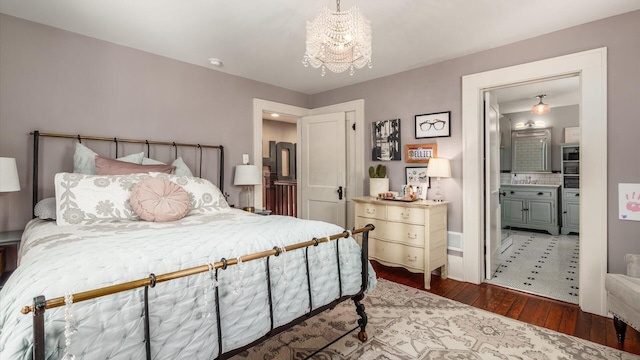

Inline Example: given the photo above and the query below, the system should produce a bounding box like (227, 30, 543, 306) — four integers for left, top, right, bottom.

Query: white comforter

(0, 210, 375, 359)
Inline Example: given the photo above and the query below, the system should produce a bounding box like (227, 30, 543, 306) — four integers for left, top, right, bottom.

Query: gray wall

(1, 11, 639, 274)
(309, 11, 640, 274)
(0, 14, 309, 232)
(502, 105, 580, 172)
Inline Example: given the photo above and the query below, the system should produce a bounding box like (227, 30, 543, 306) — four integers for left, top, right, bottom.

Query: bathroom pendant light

(531, 94, 550, 115)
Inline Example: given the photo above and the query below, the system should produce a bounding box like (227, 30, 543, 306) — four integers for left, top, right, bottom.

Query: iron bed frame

(20, 130, 372, 360)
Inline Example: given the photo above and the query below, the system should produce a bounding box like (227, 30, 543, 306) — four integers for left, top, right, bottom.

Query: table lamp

(426, 158, 450, 202)
(233, 164, 262, 212)
(0, 157, 21, 193)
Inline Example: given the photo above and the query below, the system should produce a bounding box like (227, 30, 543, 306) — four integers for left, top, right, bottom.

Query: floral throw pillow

(55, 172, 151, 225)
(149, 173, 230, 215)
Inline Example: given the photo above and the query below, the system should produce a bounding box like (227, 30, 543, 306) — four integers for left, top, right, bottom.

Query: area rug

(233, 279, 639, 359)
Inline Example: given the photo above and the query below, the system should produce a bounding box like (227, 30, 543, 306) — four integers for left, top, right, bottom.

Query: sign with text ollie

(405, 143, 437, 163)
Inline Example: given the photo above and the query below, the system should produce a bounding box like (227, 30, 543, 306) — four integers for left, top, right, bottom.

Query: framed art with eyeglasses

(415, 111, 451, 139)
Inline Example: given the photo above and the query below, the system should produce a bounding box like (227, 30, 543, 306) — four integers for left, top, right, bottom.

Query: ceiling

(492, 76, 580, 114)
(1, 1, 639, 95)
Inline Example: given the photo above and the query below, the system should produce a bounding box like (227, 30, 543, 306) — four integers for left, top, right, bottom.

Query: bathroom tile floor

(486, 230, 580, 304)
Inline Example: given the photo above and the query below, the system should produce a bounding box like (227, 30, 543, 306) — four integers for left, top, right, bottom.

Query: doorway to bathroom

(485, 76, 581, 304)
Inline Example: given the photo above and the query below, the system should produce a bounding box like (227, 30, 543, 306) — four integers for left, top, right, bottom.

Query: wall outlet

(242, 154, 249, 165)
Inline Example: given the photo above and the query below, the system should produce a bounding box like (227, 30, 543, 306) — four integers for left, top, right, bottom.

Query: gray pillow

(142, 156, 194, 177)
(34, 197, 57, 220)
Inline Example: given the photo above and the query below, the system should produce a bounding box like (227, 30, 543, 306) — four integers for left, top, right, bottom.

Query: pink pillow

(95, 156, 175, 175)
(130, 178, 190, 222)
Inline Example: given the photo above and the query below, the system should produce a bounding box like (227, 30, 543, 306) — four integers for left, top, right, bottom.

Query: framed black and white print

(405, 166, 430, 188)
(415, 111, 451, 139)
(371, 119, 401, 161)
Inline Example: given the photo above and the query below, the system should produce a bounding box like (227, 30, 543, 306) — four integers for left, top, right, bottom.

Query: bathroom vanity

(500, 184, 560, 235)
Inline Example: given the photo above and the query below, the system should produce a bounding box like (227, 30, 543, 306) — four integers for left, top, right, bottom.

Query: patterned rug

(233, 279, 639, 359)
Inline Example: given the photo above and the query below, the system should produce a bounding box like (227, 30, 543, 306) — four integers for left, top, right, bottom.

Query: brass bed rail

(21, 224, 374, 360)
(20, 224, 373, 315)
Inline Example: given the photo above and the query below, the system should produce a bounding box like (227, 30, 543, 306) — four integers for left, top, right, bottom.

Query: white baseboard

(447, 252, 464, 281)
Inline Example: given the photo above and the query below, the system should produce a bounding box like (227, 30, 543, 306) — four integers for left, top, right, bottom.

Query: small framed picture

(415, 111, 451, 139)
(405, 166, 430, 188)
(405, 143, 437, 163)
(414, 184, 428, 200)
(371, 119, 401, 161)
(400, 184, 427, 200)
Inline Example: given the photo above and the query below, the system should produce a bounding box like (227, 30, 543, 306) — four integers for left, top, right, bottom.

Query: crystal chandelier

(303, 0, 372, 76)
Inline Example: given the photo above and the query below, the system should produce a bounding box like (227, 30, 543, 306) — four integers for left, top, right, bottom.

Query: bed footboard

(22, 225, 374, 360)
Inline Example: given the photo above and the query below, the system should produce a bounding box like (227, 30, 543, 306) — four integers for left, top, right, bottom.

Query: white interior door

(299, 112, 346, 227)
(485, 91, 501, 279)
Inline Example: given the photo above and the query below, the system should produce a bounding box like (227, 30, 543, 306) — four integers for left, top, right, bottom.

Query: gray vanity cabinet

(500, 185, 560, 235)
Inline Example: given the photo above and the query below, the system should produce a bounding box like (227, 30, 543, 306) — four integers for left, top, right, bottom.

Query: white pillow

(74, 143, 144, 174)
(34, 197, 57, 220)
(54, 172, 151, 225)
(149, 173, 229, 215)
(142, 157, 194, 177)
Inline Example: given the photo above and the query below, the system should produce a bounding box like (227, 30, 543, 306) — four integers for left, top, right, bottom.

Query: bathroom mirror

(511, 128, 551, 173)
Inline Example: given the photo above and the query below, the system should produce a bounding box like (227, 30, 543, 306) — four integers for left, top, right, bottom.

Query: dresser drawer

(355, 217, 383, 239)
(369, 239, 424, 272)
(387, 205, 425, 224)
(383, 221, 424, 247)
(355, 202, 386, 219)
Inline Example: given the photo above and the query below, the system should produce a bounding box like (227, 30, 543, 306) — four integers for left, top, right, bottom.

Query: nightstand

(0, 230, 23, 289)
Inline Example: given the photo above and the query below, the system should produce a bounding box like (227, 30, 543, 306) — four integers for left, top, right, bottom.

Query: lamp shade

(233, 165, 262, 186)
(426, 158, 451, 178)
(0, 157, 20, 192)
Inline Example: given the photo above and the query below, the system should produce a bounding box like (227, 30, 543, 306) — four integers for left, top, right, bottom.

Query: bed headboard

(30, 130, 225, 216)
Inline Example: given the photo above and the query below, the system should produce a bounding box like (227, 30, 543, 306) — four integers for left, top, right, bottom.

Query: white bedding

(0, 209, 375, 359)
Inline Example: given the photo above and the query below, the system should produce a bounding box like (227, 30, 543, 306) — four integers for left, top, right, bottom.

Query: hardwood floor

(371, 261, 640, 356)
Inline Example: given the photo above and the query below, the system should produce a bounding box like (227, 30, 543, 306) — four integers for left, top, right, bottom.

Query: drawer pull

(407, 233, 417, 239)
(366, 208, 376, 214)
(537, 192, 544, 195)
(575, 193, 580, 197)
(401, 212, 410, 218)
(407, 255, 418, 262)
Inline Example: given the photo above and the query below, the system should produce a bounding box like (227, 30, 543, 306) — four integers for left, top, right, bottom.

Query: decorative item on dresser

(353, 196, 448, 289)
(0, 131, 375, 360)
(368, 164, 389, 197)
(426, 157, 451, 202)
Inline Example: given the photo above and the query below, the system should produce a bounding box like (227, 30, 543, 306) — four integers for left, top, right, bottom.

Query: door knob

(337, 186, 343, 200)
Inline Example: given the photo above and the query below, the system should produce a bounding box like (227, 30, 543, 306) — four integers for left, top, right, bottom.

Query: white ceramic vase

(369, 178, 390, 197)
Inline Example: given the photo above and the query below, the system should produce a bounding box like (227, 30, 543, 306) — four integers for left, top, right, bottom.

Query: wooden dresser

(353, 196, 449, 289)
